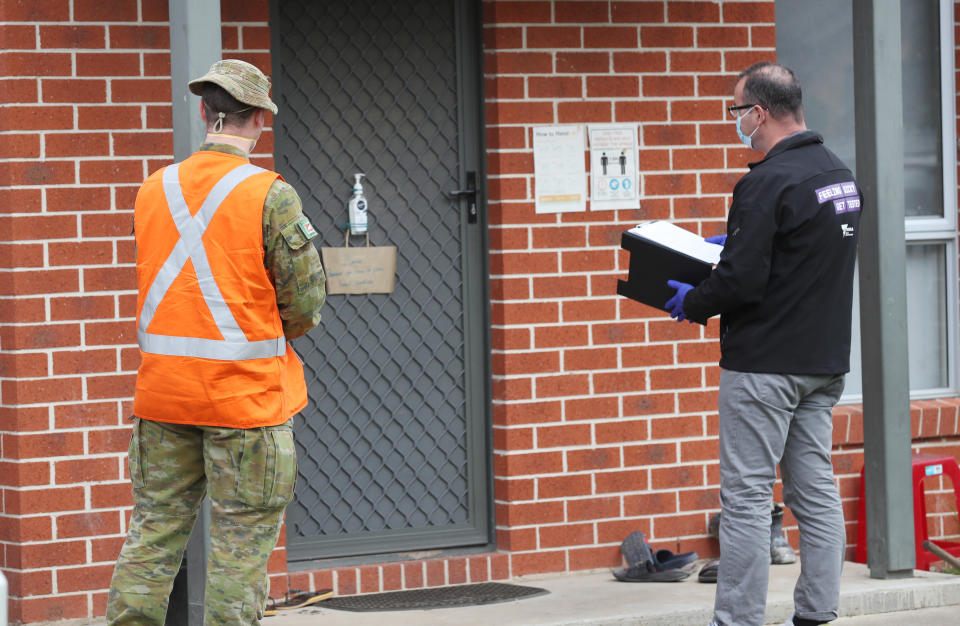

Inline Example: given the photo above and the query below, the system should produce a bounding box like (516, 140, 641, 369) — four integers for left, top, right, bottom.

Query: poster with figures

(588, 124, 639, 210)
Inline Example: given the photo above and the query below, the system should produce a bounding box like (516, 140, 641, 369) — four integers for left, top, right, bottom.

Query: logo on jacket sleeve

(815, 181, 861, 214)
(841, 223, 855, 238)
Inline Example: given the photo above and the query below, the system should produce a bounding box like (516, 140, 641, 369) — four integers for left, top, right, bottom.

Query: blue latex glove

(665, 280, 693, 322)
(705, 234, 726, 246)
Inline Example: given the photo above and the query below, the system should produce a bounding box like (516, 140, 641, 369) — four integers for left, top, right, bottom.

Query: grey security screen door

(270, 0, 490, 561)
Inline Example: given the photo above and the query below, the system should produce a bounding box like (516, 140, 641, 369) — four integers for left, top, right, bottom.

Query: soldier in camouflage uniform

(107, 59, 325, 625)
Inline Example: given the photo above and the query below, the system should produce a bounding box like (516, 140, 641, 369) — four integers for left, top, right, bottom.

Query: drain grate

(320, 582, 549, 612)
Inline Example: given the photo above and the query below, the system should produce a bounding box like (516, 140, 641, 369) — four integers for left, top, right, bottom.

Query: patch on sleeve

(814, 181, 860, 214)
(297, 216, 318, 240)
(280, 219, 309, 250)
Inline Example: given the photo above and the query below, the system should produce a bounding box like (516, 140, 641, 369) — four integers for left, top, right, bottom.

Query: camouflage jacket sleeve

(263, 179, 325, 340)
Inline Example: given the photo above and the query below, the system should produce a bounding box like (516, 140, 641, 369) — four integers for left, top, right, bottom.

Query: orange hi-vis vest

(133, 150, 308, 428)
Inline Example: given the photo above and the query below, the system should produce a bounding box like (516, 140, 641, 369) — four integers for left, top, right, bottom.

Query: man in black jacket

(665, 62, 861, 626)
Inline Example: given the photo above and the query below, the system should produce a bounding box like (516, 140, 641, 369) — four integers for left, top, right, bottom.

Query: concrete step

(268, 560, 960, 626)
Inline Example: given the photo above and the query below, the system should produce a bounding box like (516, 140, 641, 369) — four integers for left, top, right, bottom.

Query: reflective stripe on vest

(138, 162, 286, 361)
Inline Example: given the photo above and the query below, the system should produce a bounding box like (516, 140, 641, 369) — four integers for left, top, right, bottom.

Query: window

(776, 0, 958, 399)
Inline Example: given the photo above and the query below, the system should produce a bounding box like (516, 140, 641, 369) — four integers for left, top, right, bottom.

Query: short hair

(738, 62, 803, 123)
(200, 83, 257, 129)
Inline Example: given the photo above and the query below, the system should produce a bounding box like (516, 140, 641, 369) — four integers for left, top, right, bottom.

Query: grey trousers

(712, 370, 846, 626)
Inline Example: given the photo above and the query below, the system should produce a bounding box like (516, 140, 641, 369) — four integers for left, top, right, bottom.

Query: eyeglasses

(727, 103, 767, 119)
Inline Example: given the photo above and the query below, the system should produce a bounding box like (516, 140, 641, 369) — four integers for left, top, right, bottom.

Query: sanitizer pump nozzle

(348, 173, 368, 235)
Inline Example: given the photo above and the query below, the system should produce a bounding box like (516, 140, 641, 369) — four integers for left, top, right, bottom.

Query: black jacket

(684, 131, 861, 374)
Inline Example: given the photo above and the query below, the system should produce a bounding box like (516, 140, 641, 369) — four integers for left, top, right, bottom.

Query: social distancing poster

(588, 124, 638, 211)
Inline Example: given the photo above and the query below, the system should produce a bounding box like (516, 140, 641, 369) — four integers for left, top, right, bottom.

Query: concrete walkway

(26, 560, 960, 626)
(266, 560, 960, 626)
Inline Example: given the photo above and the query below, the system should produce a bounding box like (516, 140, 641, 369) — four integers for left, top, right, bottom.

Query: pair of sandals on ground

(612, 529, 702, 582)
(613, 504, 796, 583)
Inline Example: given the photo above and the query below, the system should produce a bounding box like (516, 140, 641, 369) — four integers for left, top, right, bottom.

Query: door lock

(449, 171, 478, 224)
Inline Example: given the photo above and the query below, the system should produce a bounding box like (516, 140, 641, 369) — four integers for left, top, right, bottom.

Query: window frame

(840, 0, 958, 404)
(900, 0, 957, 236)
(899, 0, 958, 400)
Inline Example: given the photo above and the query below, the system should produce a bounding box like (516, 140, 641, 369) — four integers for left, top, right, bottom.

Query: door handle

(448, 171, 478, 224)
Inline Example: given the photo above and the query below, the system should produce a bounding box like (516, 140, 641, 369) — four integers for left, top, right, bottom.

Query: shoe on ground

(771, 503, 797, 564)
(698, 559, 719, 583)
(614, 530, 696, 582)
(652, 547, 699, 571)
(612, 560, 690, 582)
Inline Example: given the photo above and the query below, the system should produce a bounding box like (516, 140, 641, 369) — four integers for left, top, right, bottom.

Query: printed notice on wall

(533, 125, 586, 213)
(588, 124, 639, 211)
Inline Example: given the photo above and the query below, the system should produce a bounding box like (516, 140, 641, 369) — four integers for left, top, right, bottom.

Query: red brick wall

(484, 0, 776, 574)
(483, 0, 960, 577)
(0, 1, 277, 622)
(1, 1, 959, 623)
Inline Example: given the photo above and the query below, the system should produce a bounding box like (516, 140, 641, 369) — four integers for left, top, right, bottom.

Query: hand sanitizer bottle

(348, 173, 368, 235)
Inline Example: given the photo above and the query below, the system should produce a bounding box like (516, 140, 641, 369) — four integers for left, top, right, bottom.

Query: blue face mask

(736, 110, 759, 149)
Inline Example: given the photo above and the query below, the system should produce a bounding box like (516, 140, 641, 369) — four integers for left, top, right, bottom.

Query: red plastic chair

(854, 453, 960, 570)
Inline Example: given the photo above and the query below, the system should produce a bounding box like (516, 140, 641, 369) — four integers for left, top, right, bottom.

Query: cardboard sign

(321, 231, 396, 294)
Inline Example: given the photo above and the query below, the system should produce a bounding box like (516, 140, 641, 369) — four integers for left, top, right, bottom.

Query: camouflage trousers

(106, 417, 297, 625)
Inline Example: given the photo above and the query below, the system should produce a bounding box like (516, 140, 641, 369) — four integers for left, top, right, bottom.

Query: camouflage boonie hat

(188, 59, 278, 114)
